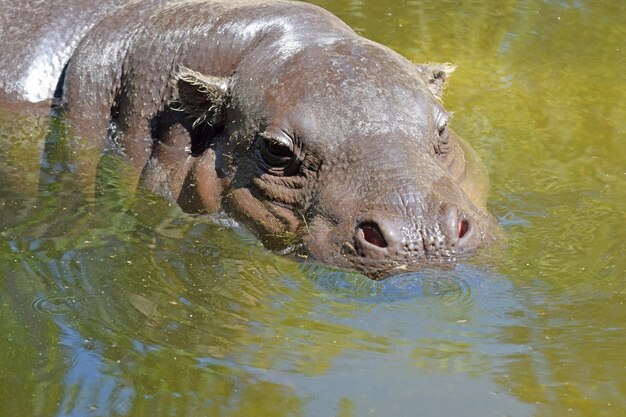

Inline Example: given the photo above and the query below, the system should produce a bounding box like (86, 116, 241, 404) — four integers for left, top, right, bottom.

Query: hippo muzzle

(301, 168, 498, 279)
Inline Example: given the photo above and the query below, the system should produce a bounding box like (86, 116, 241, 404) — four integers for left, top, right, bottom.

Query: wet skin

(0, 0, 500, 279)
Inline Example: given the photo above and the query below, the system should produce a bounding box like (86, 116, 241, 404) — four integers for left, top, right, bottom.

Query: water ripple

(31, 294, 76, 316)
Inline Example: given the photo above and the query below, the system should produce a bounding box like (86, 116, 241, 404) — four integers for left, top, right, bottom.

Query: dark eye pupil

(266, 141, 292, 158)
(438, 124, 449, 143)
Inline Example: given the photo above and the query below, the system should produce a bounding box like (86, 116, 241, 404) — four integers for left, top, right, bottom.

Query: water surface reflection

(1, 0, 624, 416)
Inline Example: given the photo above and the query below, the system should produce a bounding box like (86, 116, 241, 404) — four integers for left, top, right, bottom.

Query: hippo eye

(436, 114, 450, 140)
(259, 134, 295, 168)
(435, 112, 451, 154)
(438, 124, 449, 142)
(265, 140, 293, 159)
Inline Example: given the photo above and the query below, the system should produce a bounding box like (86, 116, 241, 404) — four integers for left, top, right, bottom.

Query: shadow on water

(1, 0, 625, 416)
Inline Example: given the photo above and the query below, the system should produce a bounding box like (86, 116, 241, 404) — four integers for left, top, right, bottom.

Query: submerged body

(0, 0, 499, 279)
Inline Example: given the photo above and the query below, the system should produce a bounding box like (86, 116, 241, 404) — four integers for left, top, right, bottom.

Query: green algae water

(1, 1, 624, 416)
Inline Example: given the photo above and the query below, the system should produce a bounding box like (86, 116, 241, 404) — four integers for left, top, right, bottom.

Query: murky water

(1, 1, 624, 416)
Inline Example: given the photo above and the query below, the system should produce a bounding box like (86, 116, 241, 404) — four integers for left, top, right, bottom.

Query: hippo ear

(174, 66, 229, 127)
(416, 63, 456, 100)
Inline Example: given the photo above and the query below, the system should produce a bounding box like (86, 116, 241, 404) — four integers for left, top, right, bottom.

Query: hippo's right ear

(415, 63, 456, 100)
(174, 66, 229, 127)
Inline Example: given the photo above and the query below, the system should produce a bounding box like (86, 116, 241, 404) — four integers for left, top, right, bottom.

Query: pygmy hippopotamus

(0, 0, 500, 279)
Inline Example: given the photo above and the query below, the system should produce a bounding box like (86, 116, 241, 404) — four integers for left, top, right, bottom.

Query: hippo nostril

(458, 218, 469, 239)
(359, 222, 387, 248)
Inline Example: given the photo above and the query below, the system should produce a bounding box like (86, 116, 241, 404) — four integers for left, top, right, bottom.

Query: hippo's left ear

(174, 66, 229, 127)
(416, 63, 456, 100)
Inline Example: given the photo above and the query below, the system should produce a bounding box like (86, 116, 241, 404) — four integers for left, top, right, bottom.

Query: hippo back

(0, 0, 150, 103)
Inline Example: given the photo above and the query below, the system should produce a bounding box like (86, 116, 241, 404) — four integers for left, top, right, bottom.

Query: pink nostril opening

(458, 219, 469, 239)
(360, 223, 387, 248)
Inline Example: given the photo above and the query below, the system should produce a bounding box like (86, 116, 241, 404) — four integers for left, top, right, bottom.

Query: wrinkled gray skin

(0, 0, 500, 279)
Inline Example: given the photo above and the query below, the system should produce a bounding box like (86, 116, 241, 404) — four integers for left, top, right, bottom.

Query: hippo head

(174, 39, 499, 279)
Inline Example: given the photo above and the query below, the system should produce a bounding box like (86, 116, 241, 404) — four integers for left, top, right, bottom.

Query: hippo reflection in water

(0, 0, 500, 279)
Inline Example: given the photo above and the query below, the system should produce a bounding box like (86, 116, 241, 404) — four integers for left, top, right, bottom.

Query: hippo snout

(354, 203, 478, 256)
(314, 199, 491, 279)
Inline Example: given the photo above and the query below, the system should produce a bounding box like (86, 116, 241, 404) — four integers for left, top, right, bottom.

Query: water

(1, 1, 624, 416)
